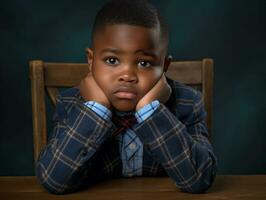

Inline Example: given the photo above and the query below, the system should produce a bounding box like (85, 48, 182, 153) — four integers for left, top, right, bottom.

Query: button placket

(81, 148, 88, 156)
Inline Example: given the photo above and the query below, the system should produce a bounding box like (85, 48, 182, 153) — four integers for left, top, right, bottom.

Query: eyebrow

(100, 48, 124, 54)
(100, 48, 158, 58)
(135, 50, 158, 58)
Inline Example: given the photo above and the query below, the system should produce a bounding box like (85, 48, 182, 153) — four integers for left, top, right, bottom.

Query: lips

(113, 87, 137, 100)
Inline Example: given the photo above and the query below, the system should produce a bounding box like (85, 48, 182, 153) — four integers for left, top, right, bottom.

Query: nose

(118, 66, 137, 83)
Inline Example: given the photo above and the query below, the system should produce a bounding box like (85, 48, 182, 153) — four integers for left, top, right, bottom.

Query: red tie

(112, 114, 137, 137)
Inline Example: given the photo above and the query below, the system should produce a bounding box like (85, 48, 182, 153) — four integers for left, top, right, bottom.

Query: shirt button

(81, 148, 88, 156)
(129, 143, 136, 150)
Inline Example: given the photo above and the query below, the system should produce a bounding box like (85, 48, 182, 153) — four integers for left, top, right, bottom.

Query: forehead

(92, 24, 165, 53)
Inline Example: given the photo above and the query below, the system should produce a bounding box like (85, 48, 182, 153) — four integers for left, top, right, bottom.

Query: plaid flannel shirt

(85, 100, 159, 177)
(36, 78, 217, 194)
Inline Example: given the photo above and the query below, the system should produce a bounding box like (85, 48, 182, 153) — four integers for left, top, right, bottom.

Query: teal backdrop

(0, 0, 265, 175)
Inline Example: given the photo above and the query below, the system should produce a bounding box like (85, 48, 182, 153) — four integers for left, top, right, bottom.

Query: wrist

(97, 101, 111, 109)
(136, 99, 157, 111)
(84, 101, 112, 121)
(135, 100, 160, 122)
(83, 98, 110, 109)
(136, 102, 148, 111)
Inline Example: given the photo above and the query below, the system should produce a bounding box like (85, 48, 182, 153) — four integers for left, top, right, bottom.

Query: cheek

(138, 69, 162, 95)
(92, 62, 113, 94)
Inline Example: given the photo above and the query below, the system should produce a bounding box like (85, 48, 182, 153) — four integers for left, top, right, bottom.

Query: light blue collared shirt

(84, 100, 160, 177)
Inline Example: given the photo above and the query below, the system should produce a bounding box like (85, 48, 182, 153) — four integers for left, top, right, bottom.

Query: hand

(136, 74, 172, 110)
(78, 72, 111, 108)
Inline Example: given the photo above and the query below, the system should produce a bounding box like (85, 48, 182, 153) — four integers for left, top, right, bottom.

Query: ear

(163, 54, 172, 72)
(85, 48, 93, 71)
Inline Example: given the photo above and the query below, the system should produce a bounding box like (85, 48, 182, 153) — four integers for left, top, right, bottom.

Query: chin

(112, 100, 136, 112)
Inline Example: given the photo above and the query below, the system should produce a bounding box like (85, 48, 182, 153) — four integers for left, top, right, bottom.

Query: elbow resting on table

(180, 176, 215, 194)
(39, 180, 72, 195)
(178, 166, 217, 194)
(36, 174, 75, 195)
(35, 163, 76, 195)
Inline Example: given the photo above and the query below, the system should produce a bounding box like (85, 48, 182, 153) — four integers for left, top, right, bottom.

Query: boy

(36, 0, 217, 194)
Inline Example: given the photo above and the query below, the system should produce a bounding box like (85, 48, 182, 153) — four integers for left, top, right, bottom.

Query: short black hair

(92, 0, 169, 46)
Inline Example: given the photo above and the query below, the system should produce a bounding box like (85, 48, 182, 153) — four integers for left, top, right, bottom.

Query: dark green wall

(0, 0, 265, 175)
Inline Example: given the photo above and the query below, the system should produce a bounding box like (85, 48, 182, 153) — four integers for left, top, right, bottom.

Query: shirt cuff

(84, 101, 112, 121)
(135, 100, 160, 123)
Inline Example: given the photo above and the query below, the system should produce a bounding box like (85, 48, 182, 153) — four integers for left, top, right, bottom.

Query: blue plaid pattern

(84, 100, 159, 177)
(114, 101, 159, 177)
(35, 79, 217, 194)
(135, 100, 159, 122)
(84, 101, 112, 121)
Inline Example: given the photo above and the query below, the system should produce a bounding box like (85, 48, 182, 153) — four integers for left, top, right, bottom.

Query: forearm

(133, 104, 217, 193)
(36, 101, 113, 194)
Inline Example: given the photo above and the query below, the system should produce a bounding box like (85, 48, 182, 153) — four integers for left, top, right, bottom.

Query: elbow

(181, 149, 218, 194)
(38, 180, 70, 195)
(180, 174, 216, 194)
(35, 162, 73, 195)
(178, 165, 217, 194)
(36, 174, 72, 195)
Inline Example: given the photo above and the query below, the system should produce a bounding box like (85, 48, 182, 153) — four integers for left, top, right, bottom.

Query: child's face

(87, 24, 170, 111)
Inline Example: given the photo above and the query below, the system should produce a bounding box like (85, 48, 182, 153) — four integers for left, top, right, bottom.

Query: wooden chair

(29, 58, 214, 163)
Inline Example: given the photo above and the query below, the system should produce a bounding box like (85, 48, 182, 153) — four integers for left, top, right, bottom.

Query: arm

(134, 90, 217, 193)
(35, 95, 113, 194)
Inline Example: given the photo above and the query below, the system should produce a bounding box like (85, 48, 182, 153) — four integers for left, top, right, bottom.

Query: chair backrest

(29, 58, 213, 162)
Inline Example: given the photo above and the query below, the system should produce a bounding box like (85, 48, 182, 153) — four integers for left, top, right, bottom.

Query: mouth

(113, 87, 137, 100)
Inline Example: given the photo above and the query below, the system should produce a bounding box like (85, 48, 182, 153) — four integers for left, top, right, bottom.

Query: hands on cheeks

(79, 72, 172, 111)
(78, 72, 111, 109)
(136, 74, 172, 111)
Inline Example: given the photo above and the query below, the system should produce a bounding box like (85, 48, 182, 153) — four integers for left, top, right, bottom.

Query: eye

(138, 60, 152, 68)
(105, 57, 119, 65)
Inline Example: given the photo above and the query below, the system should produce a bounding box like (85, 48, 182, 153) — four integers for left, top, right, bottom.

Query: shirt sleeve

(35, 96, 114, 194)
(132, 91, 217, 194)
(135, 100, 160, 123)
(84, 101, 112, 122)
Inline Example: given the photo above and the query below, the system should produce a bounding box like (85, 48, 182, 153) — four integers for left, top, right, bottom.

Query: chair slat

(44, 63, 89, 87)
(166, 61, 202, 84)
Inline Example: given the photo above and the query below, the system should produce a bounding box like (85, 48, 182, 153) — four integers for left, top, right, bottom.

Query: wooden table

(0, 175, 266, 200)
